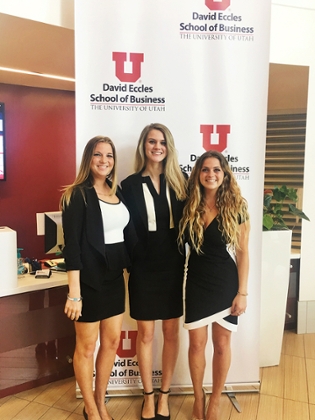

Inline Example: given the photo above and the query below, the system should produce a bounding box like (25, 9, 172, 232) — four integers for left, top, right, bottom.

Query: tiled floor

(0, 330, 314, 419)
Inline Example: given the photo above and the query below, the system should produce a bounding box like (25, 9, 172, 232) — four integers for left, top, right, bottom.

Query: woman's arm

(231, 220, 250, 316)
(62, 188, 86, 320)
(62, 188, 86, 270)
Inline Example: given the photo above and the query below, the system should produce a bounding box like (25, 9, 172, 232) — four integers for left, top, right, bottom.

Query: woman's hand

(231, 293, 247, 317)
(65, 270, 82, 321)
(64, 298, 82, 321)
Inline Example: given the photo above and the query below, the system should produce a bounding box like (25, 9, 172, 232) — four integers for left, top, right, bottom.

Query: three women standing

(121, 123, 187, 420)
(62, 131, 249, 420)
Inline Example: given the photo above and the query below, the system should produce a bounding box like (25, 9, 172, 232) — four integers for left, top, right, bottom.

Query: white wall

(0, 0, 74, 29)
(270, 2, 315, 304)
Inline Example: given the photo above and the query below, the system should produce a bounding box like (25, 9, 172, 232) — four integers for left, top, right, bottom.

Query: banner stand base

(75, 382, 260, 399)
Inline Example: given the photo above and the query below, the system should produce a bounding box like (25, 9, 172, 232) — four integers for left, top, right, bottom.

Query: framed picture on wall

(0, 102, 6, 181)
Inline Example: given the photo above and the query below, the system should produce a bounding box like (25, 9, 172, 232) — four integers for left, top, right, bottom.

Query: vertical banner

(75, 0, 271, 391)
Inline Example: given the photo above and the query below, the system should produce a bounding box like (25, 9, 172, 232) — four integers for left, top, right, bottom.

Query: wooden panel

(282, 330, 304, 357)
(229, 394, 259, 420)
(260, 362, 285, 398)
(264, 113, 306, 251)
(0, 287, 75, 398)
(283, 400, 309, 420)
(283, 355, 308, 403)
(304, 333, 315, 359)
(256, 395, 283, 420)
(306, 359, 315, 405)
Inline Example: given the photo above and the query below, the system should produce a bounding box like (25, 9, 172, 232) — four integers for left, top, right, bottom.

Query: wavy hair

(178, 150, 249, 254)
(60, 136, 117, 209)
(134, 123, 187, 200)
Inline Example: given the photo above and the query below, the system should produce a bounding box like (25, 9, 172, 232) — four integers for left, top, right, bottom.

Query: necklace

(96, 191, 109, 196)
(205, 202, 216, 212)
(94, 187, 110, 196)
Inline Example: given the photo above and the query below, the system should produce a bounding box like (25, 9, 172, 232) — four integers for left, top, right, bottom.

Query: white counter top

(290, 252, 301, 259)
(0, 271, 68, 298)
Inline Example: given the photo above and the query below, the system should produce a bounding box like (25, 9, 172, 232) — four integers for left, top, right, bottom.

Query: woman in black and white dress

(121, 123, 187, 420)
(178, 151, 250, 420)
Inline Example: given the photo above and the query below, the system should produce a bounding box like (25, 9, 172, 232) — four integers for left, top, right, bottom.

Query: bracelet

(67, 294, 82, 302)
(237, 291, 248, 296)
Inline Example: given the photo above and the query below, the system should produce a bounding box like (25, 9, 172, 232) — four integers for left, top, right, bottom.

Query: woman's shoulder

(68, 183, 94, 204)
(121, 172, 141, 187)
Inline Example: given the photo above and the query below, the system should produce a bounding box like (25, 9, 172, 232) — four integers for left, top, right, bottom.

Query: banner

(75, 0, 271, 391)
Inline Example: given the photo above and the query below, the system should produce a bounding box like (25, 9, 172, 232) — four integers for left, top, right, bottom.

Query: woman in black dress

(61, 136, 134, 420)
(178, 151, 250, 420)
(121, 123, 187, 420)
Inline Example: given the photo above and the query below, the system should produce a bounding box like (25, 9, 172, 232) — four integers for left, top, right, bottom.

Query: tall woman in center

(121, 123, 187, 420)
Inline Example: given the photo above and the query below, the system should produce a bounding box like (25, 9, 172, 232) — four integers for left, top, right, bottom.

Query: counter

(0, 271, 68, 297)
(0, 270, 74, 398)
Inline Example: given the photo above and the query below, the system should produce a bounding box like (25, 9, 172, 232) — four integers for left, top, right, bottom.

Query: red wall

(0, 83, 75, 260)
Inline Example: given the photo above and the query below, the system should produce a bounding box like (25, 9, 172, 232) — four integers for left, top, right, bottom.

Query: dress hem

(183, 307, 238, 332)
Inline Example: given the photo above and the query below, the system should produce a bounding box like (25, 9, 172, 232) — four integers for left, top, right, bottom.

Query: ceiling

(0, 12, 74, 91)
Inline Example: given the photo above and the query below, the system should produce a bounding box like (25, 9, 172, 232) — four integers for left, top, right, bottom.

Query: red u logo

(112, 52, 144, 83)
(205, 0, 230, 11)
(200, 124, 230, 152)
(116, 330, 138, 358)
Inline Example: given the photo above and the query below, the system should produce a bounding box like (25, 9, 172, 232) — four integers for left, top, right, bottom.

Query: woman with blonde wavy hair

(121, 123, 187, 420)
(178, 150, 250, 420)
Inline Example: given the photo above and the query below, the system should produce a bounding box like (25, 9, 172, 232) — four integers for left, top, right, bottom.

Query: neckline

(204, 216, 217, 230)
(98, 198, 120, 205)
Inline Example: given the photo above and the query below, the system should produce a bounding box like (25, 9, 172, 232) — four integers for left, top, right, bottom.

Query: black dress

(122, 174, 185, 321)
(184, 217, 239, 331)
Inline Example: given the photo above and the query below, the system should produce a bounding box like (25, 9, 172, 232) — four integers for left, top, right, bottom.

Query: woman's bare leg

(206, 322, 232, 420)
(156, 317, 180, 416)
(74, 321, 101, 420)
(94, 313, 124, 420)
(137, 320, 155, 418)
(189, 326, 208, 420)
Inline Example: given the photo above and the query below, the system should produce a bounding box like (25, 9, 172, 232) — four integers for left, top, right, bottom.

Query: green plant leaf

(263, 214, 274, 230)
(263, 194, 272, 209)
(286, 188, 298, 202)
(273, 187, 286, 202)
(288, 204, 310, 221)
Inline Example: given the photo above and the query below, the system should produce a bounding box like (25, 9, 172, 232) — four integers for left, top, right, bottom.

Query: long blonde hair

(178, 150, 249, 254)
(134, 123, 187, 200)
(60, 136, 117, 209)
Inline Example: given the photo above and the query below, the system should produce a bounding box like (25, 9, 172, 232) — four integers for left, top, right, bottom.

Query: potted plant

(263, 185, 310, 230)
(260, 186, 309, 367)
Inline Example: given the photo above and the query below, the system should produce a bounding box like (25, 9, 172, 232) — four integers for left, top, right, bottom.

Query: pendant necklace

(206, 202, 216, 212)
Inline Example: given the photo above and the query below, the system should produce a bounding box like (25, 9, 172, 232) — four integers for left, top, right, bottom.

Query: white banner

(75, 0, 271, 391)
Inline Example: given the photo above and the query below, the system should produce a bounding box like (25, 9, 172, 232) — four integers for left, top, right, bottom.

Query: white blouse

(98, 200, 130, 244)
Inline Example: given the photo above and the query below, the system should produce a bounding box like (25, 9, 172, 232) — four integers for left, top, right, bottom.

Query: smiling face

(144, 129, 168, 164)
(90, 141, 114, 181)
(199, 157, 224, 193)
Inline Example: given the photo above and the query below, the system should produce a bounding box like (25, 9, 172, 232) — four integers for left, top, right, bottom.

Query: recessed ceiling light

(0, 66, 75, 82)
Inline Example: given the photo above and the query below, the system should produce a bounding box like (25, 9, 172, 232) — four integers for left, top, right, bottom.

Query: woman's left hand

(231, 293, 247, 316)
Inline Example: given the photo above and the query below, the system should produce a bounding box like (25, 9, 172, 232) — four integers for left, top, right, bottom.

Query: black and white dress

(184, 217, 239, 332)
(121, 173, 185, 321)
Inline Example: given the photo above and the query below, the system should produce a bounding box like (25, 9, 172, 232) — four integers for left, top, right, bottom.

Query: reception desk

(0, 272, 75, 398)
